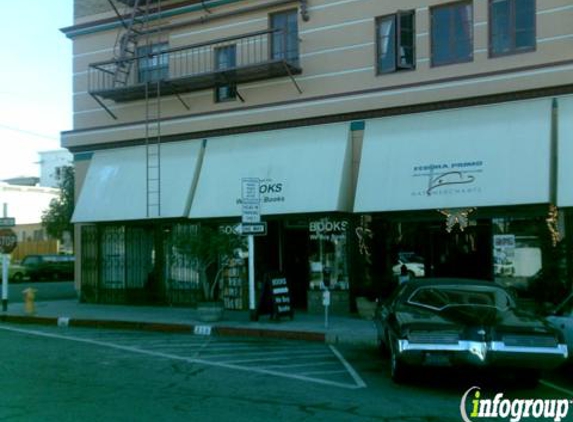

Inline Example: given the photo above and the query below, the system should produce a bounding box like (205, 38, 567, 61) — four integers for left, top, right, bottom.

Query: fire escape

(91, 0, 307, 217)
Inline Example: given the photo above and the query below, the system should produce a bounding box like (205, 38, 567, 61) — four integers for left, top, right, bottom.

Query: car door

(546, 294, 573, 356)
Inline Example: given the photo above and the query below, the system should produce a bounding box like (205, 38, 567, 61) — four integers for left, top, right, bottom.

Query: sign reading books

(257, 272, 293, 320)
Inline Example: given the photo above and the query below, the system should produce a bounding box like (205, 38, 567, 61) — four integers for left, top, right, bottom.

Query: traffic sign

(242, 201, 261, 224)
(240, 222, 267, 236)
(0, 217, 15, 228)
(0, 229, 18, 254)
(241, 178, 260, 202)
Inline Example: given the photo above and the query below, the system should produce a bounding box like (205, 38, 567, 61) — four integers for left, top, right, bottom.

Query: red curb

(1, 315, 327, 343)
(1, 315, 59, 326)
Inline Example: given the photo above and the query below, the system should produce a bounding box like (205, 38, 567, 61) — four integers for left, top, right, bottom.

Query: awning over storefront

(354, 99, 553, 213)
(72, 140, 203, 222)
(189, 123, 352, 218)
(558, 95, 573, 207)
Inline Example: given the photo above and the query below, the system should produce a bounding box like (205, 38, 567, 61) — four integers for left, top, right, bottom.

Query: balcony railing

(88, 28, 301, 102)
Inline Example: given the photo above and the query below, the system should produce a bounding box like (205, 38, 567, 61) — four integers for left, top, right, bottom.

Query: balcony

(88, 28, 302, 103)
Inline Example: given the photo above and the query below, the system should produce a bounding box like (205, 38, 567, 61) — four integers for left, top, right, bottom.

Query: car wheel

(11, 272, 23, 283)
(390, 338, 410, 383)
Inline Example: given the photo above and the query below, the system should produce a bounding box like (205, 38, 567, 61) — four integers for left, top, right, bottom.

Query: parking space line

(262, 361, 337, 369)
(204, 349, 329, 359)
(222, 353, 332, 365)
(299, 369, 348, 376)
(329, 345, 367, 389)
(540, 379, 573, 396)
(0, 325, 366, 390)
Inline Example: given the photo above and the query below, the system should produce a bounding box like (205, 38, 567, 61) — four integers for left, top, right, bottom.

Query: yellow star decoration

(438, 208, 476, 233)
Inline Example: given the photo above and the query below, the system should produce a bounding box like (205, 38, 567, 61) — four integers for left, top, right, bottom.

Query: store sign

(309, 218, 348, 241)
(411, 160, 484, 198)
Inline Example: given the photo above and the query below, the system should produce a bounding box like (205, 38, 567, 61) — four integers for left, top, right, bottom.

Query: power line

(0, 124, 59, 141)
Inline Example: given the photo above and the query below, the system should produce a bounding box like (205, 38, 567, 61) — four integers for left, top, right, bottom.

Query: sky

(0, 1, 74, 180)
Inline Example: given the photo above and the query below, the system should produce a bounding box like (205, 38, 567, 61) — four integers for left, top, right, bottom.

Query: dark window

(271, 10, 299, 66)
(137, 42, 169, 83)
(431, 1, 473, 66)
(490, 0, 535, 57)
(214, 45, 237, 103)
(376, 11, 415, 74)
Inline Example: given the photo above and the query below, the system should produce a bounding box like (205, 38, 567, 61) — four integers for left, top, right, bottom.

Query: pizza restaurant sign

(411, 160, 484, 198)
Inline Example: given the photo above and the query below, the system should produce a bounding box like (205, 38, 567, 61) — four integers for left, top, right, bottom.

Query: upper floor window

(270, 10, 299, 66)
(138, 42, 169, 83)
(214, 45, 237, 102)
(489, 0, 536, 57)
(376, 11, 415, 74)
(431, 1, 473, 66)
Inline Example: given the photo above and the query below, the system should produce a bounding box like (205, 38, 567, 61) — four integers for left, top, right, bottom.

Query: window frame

(269, 8, 300, 66)
(375, 10, 416, 75)
(430, 0, 474, 68)
(214, 44, 237, 103)
(488, 0, 536, 58)
(137, 42, 169, 84)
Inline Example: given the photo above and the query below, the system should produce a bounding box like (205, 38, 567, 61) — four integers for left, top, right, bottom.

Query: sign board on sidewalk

(0, 229, 17, 254)
(257, 273, 293, 320)
(0, 218, 15, 228)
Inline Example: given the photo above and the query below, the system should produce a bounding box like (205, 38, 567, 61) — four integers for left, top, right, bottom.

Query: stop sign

(0, 229, 17, 254)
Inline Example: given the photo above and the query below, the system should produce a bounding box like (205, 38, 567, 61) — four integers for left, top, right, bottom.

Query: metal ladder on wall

(112, 0, 146, 88)
(113, 0, 164, 218)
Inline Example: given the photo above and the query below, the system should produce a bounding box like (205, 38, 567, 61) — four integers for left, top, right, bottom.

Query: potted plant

(174, 225, 242, 322)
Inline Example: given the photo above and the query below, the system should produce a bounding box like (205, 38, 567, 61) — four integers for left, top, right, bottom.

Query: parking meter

(322, 266, 331, 289)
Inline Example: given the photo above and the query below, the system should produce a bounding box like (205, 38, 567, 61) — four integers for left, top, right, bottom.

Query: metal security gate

(80, 222, 201, 305)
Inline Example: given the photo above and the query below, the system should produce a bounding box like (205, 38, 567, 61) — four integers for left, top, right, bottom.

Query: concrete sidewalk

(0, 299, 378, 346)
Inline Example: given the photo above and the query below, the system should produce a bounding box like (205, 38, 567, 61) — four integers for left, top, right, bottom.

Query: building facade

(39, 149, 74, 188)
(63, 0, 573, 311)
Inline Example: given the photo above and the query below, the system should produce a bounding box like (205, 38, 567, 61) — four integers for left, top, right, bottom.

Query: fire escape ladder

(142, 0, 164, 219)
(112, 0, 146, 88)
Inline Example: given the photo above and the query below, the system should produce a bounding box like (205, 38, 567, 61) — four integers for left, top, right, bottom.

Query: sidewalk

(0, 299, 378, 346)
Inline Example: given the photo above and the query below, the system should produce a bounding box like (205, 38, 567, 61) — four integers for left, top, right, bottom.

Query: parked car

(21, 254, 75, 281)
(545, 293, 573, 359)
(392, 252, 425, 278)
(374, 278, 567, 384)
(0, 261, 26, 282)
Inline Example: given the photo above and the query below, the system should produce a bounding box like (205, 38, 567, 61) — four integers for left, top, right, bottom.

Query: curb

(0, 314, 327, 343)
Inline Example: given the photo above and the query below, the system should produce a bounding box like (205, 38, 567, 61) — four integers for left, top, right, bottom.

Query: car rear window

(407, 286, 512, 311)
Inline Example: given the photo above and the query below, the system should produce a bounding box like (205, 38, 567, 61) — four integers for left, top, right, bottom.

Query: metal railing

(88, 28, 300, 99)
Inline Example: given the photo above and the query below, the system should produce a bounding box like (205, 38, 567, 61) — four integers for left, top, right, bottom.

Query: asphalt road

(1, 324, 572, 422)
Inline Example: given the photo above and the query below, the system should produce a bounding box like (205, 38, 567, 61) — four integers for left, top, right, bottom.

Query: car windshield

(407, 285, 512, 311)
(399, 253, 424, 264)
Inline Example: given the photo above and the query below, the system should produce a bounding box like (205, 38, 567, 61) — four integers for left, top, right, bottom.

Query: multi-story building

(63, 0, 572, 311)
(39, 149, 74, 188)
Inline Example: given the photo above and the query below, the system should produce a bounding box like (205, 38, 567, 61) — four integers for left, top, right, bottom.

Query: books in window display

(223, 263, 247, 310)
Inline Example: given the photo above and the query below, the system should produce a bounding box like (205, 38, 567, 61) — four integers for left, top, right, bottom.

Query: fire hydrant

(22, 287, 37, 315)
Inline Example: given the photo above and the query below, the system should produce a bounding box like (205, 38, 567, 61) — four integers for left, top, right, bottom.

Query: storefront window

(308, 218, 349, 291)
(493, 215, 568, 304)
(100, 226, 125, 289)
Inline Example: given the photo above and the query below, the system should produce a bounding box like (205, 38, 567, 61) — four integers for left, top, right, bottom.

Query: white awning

(72, 140, 204, 223)
(558, 95, 573, 207)
(189, 123, 352, 218)
(354, 99, 553, 212)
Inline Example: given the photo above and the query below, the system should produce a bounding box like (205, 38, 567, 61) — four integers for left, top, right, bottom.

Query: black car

(21, 254, 75, 281)
(374, 278, 568, 384)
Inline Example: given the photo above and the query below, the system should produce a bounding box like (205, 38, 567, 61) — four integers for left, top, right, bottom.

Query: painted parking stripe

(0, 325, 366, 390)
(540, 379, 573, 396)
